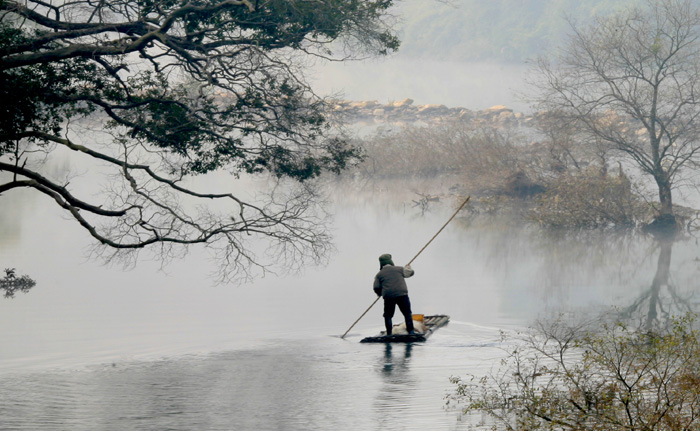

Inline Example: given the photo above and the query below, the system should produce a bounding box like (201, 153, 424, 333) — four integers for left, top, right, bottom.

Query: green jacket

(373, 265, 414, 299)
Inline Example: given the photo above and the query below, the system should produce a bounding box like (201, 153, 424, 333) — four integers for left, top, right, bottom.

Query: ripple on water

(0, 326, 510, 431)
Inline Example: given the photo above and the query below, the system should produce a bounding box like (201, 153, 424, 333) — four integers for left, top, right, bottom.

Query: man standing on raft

(373, 254, 415, 335)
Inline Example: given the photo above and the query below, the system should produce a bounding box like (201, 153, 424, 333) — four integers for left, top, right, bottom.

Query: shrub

(353, 122, 535, 193)
(449, 313, 700, 431)
(529, 168, 648, 229)
(0, 268, 35, 298)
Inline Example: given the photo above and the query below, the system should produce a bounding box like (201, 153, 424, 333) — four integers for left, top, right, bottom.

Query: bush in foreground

(449, 313, 700, 431)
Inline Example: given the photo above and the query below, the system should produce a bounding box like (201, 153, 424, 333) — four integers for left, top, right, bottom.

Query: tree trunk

(646, 174, 678, 235)
(657, 176, 674, 218)
(646, 239, 673, 331)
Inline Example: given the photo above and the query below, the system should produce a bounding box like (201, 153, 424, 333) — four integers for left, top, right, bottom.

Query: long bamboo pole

(340, 195, 470, 339)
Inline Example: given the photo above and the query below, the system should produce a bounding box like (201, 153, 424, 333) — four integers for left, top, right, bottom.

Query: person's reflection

(374, 343, 417, 428)
(382, 343, 413, 376)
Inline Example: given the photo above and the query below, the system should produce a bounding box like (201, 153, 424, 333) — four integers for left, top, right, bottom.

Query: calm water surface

(1, 185, 699, 430)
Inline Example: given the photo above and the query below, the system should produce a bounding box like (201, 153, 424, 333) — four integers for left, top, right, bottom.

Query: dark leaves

(0, 268, 35, 298)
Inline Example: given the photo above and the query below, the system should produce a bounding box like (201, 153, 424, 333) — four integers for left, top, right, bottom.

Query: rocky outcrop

(331, 99, 532, 127)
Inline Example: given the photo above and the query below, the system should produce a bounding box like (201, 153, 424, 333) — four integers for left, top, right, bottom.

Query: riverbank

(331, 99, 530, 127)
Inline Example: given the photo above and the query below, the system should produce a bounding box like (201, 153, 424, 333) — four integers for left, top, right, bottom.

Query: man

(373, 253, 415, 335)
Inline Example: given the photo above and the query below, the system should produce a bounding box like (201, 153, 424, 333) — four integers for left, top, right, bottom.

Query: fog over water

(1, 50, 699, 430)
(6, 0, 700, 427)
(2, 173, 700, 429)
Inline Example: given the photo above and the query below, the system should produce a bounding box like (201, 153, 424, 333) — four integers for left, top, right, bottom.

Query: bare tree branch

(0, 0, 395, 282)
(532, 0, 700, 229)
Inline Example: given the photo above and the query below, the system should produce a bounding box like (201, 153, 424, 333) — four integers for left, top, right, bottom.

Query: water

(0, 326, 503, 431)
(1, 183, 699, 430)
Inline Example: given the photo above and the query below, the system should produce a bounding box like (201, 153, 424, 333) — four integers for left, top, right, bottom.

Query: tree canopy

(0, 0, 398, 282)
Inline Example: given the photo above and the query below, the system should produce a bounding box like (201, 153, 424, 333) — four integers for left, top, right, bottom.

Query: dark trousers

(383, 295, 414, 335)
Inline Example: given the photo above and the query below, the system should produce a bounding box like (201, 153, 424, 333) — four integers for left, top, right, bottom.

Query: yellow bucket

(412, 314, 424, 322)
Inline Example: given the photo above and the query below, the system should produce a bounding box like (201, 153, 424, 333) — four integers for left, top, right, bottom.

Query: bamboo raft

(360, 315, 450, 343)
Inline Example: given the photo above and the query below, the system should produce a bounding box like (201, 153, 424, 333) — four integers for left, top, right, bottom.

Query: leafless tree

(533, 0, 700, 231)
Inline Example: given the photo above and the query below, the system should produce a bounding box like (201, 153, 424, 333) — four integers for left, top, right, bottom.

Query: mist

(3, 1, 700, 430)
(311, 58, 532, 113)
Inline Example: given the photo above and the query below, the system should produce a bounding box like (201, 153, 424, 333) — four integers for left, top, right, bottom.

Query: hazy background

(311, 0, 646, 112)
(3, 1, 700, 430)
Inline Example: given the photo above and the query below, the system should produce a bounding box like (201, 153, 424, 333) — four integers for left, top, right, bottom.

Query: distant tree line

(345, 119, 654, 231)
(396, 0, 644, 62)
(347, 0, 700, 236)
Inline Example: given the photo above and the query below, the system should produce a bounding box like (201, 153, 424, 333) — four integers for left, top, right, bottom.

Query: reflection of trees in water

(0, 268, 35, 298)
(453, 217, 700, 325)
(619, 239, 699, 331)
(456, 217, 646, 296)
(528, 229, 641, 289)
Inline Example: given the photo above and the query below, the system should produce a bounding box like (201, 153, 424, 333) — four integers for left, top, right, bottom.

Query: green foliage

(0, 0, 397, 280)
(166, 0, 400, 53)
(449, 313, 700, 431)
(0, 268, 35, 298)
(0, 0, 393, 179)
(0, 24, 100, 154)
